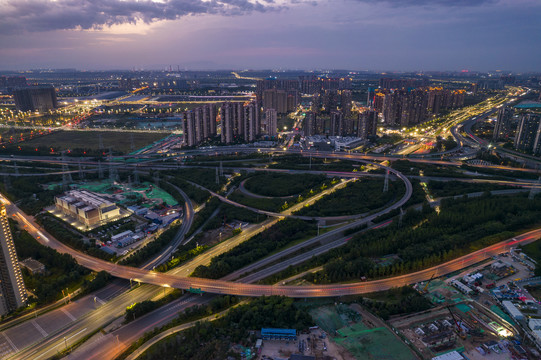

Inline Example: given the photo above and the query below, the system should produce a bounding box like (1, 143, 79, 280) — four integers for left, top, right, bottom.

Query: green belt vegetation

(133, 296, 312, 360)
(428, 180, 517, 198)
(11, 223, 111, 306)
(0, 176, 63, 216)
(35, 213, 113, 261)
(117, 295, 241, 360)
(294, 178, 403, 217)
(119, 223, 180, 267)
(244, 172, 328, 197)
(302, 193, 541, 284)
(192, 218, 316, 279)
(229, 177, 338, 213)
(268, 154, 363, 172)
(160, 178, 210, 205)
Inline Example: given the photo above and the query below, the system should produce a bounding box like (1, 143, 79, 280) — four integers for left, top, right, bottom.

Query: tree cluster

(137, 296, 313, 360)
(295, 178, 403, 217)
(305, 194, 541, 284)
(192, 218, 316, 279)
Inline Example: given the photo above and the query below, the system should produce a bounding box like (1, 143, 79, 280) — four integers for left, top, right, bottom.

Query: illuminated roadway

(4, 184, 540, 299)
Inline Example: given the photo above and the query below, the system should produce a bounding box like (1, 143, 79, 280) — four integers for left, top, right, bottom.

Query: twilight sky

(0, 0, 540, 72)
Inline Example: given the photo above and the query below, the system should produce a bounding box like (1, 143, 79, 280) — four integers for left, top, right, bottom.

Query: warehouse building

(501, 301, 524, 321)
(55, 190, 120, 227)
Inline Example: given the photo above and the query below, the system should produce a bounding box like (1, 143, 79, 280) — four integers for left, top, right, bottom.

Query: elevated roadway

(4, 191, 539, 298)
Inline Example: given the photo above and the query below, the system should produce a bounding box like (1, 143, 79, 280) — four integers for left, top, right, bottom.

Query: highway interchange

(2, 87, 541, 359)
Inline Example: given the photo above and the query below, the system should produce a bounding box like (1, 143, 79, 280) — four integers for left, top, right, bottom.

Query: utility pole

(78, 159, 84, 180)
(528, 177, 541, 200)
(134, 167, 140, 184)
(98, 160, 104, 179)
(383, 170, 389, 193)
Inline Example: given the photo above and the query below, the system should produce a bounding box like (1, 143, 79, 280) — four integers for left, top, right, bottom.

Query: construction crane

(422, 273, 436, 293)
(446, 306, 467, 340)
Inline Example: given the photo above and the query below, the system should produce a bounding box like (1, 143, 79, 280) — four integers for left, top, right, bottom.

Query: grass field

(21, 130, 168, 153)
(334, 325, 416, 360)
(311, 305, 415, 360)
(294, 178, 404, 217)
(244, 173, 327, 197)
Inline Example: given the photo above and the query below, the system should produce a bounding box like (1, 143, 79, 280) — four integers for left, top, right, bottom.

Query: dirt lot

(22, 130, 167, 153)
(258, 329, 353, 360)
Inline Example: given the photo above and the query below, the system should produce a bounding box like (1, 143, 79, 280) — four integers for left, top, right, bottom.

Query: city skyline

(1, 0, 541, 72)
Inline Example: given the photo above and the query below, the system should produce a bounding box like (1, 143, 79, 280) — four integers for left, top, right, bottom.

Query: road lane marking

(61, 308, 77, 322)
(32, 320, 48, 337)
(1, 332, 18, 353)
(93, 296, 106, 305)
(34, 328, 88, 360)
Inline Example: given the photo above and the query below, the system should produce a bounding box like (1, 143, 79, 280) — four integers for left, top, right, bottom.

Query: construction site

(389, 300, 524, 359)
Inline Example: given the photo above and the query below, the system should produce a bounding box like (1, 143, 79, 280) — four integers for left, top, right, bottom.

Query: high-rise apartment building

(182, 110, 197, 147)
(514, 113, 541, 153)
(182, 103, 219, 147)
(262, 89, 288, 114)
(244, 101, 261, 141)
(493, 107, 515, 141)
(0, 205, 27, 315)
(265, 109, 278, 138)
(330, 111, 344, 136)
(358, 110, 378, 140)
(220, 103, 234, 144)
(13, 86, 58, 112)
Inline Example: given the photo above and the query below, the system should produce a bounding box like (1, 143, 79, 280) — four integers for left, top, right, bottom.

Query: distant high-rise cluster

(311, 89, 352, 115)
(0, 76, 27, 89)
(262, 89, 298, 114)
(13, 86, 58, 112)
(369, 87, 465, 127)
(303, 109, 377, 139)
(183, 100, 268, 147)
(0, 205, 27, 316)
(471, 79, 505, 93)
(182, 103, 218, 147)
(119, 77, 195, 91)
(378, 77, 429, 89)
(257, 76, 352, 94)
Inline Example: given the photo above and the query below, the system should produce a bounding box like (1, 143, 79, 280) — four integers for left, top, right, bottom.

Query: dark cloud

(354, 0, 496, 7)
(0, 0, 284, 33)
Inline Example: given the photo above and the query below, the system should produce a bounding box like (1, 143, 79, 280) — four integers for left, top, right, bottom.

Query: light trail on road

(4, 193, 540, 298)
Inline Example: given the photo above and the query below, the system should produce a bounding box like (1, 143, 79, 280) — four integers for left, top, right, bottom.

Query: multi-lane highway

(5, 186, 539, 299)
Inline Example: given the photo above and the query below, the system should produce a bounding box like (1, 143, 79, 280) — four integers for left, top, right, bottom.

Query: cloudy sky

(0, 0, 540, 71)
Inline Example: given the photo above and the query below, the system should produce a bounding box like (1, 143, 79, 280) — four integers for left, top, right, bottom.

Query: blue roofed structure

(261, 328, 297, 340)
